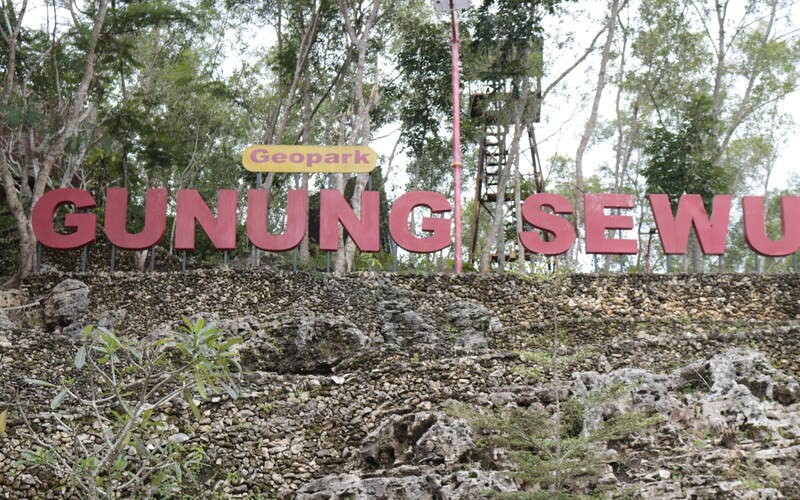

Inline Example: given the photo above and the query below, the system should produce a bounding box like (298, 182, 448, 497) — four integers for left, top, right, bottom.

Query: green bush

(18, 317, 241, 498)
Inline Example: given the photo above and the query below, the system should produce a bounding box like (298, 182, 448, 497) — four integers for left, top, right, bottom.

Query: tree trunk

(256, 1, 323, 263)
(710, 0, 728, 120)
(337, 0, 382, 272)
(574, 0, 623, 259)
(480, 92, 528, 272)
(690, 232, 703, 273)
(299, 87, 313, 264)
(333, 173, 348, 272)
(717, 0, 778, 158)
(333, 114, 348, 272)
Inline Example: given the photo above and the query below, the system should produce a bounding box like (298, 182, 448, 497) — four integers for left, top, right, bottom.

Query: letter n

(247, 189, 308, 251)
(319, 190, 380, 252)
(175, 190, 238, 250)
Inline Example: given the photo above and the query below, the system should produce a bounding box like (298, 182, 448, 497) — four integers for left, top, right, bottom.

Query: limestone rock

(361, 412, 474, 468)
(96, 309, 127, 330)
(572, 367, 675, 432)
(44, 279, 89, 327)
(675, 349, 800, 434)
(0, 289, 25, 332)
(296, 469, 517, 500)
(295, 472, 440, 500)
(0, 289, 25, 310)
(242, 308, 381, 374)
(454, 330, 488, 354)
(8, 271, 800, 498)
(0, 310, 16, 332)
(439, 470, 519, 498)
(447, 300, 495, 332)
(448, 299, 499, 354)
(633, 480, 685, 498)
(674, 349, 799, 405)
(380, 299, 440, 347)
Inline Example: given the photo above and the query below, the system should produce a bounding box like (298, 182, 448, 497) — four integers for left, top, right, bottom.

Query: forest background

(1, 0, 799, 282)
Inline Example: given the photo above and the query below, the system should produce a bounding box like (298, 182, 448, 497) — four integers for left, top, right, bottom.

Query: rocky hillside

(1, 271, 799, 498)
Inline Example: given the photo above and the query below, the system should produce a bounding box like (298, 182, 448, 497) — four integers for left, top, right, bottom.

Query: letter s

(518, 193, 576, 255)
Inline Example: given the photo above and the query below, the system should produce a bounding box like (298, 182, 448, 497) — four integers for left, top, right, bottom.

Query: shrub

(17, 317, 241, 498)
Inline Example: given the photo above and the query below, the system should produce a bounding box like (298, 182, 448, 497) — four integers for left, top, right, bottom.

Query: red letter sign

(319, 190, 380, 252)
(32, 188, 97, 249)
(649, 194, 731, 254)
(247, 189, 308, 251)
(518, 193, 576, 255)
(584, 193, 637, 254)
(388, 191, 451, 253)
(175, 190, 238, 251)
(104, 188, 167, 250)
(742, 196, 800, 256)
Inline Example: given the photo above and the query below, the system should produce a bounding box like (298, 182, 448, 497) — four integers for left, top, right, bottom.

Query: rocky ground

(0, 270, 799, 498)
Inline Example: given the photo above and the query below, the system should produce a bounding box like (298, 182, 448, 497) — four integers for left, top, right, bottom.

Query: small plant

(257, 402, 274, 415)
(740, 477, 765, 490)
(226, 469, 241, 484)
(17, 317, 241, 498)
(448, 270, 662, 498)
(515, 347, 595, 382)
(448, 399, 662, 498)
(292, 390, 309, 403)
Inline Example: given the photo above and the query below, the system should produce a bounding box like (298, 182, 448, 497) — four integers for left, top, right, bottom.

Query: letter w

(649, 194, 732, 255)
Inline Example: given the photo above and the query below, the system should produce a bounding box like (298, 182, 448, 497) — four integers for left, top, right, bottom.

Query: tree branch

(542, 25, 607, 101)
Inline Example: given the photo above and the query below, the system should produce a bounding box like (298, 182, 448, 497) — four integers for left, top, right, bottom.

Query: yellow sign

(242, 145, 378, 173)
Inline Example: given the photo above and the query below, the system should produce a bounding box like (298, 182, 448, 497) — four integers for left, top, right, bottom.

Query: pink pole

(450, 2, 463, 274)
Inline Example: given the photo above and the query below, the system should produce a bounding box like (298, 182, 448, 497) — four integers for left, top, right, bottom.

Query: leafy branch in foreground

(16, 317, 241, 499)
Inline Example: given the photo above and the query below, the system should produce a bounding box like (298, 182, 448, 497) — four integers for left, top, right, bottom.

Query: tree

(0, 0, 232, 281)
(643, 94, 733, 208)
(1, 0, 111, 283)
(599, 0, 799, 272)
(333, 0, 384, 272)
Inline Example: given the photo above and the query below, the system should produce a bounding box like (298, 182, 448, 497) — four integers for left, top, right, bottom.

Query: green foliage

(3, 0, 799, 277)
(643, 93, 735, 208)
(448, 396, 662, 497)
(515, 348, 594, 382)
(18, 317, 241, 497)
(395, 19, 451, 155)
(466, 0, 567, 81)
